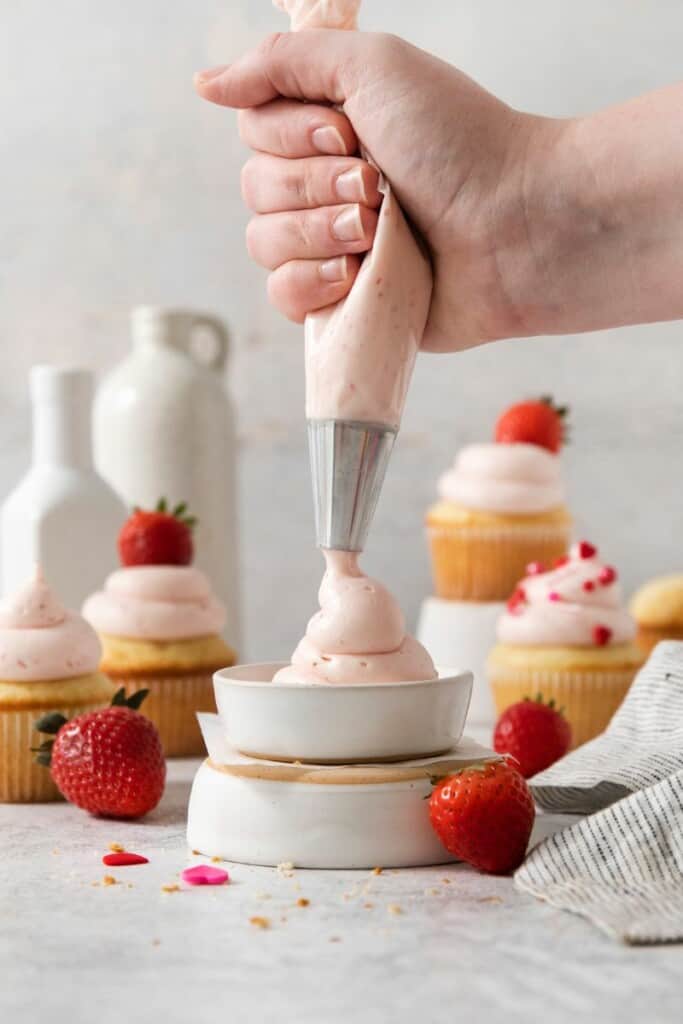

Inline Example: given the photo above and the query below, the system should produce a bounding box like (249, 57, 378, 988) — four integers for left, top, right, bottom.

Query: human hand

(195, 31, 550, 351)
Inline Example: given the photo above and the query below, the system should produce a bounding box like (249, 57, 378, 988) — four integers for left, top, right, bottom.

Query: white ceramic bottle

(1, 366, 127, 609)
(93, 307, 240, 648)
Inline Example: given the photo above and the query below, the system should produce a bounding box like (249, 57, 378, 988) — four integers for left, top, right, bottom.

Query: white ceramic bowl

(187, 758, 458, 868)
(213, 662, 473, 764)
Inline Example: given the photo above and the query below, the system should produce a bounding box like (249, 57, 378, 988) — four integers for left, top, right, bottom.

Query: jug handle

(187, 315, 229, 372)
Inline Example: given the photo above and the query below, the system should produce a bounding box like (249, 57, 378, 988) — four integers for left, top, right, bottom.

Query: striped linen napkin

(515, 641, 683, 944)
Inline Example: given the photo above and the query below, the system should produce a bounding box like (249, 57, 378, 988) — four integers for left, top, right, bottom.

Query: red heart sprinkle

(548, 591, 562, 602)
(181, 865, 229, 886)
(582, 580, 596, 592)
(599, 566, 617, 585)
(593, 625, 613, 646)
(102, 852, 149, 867)
(554, 555, 570, 568)
(576, 541, 597, 559)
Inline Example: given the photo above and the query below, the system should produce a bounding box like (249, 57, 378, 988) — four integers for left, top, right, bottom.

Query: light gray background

(1, 1, 681, 660)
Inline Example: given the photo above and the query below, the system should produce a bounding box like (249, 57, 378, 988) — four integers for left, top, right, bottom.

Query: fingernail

(195, 64, 229, 85)
(332, 205, 364, 242)
(319, 256, 349, 283)
(336, 167, 366, 203)
(312, 125, 348, 155)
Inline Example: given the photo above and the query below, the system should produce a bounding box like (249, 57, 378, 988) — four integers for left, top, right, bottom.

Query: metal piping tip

(308, 419, 397, 552)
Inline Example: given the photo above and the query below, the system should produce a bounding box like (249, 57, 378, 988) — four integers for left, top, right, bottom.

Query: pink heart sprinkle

(181, 864, 229, 886)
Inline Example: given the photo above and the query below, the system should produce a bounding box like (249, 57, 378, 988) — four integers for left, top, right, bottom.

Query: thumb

(193, 30, 372, 109)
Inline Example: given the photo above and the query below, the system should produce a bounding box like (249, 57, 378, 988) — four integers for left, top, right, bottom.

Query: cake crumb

(191, 850, 200, 856)
(364, 902, 374, 910)
(425, 888, 440, 896)
(250, 916, 271, 930)
(108, 842, 125, 853)
(102, 875, 117, 887)
(442, 878, 451, 885)
(152, 939, 161, 947)
(276, 861, 295, 877)
(211, 856, 223, 863)
(477, 896, 503, 904)
(329, 936, 342, 943)
(162, 884, 180, 893)
(371, 867, 383, 876)
(52, 848, 60, 855)
(387, 904, 403, 916)
(296, 898, 310, 908)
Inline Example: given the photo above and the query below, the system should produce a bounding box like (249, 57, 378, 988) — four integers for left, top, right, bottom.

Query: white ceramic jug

(1, 366, 127, 609)
(93, 307, 240, 648)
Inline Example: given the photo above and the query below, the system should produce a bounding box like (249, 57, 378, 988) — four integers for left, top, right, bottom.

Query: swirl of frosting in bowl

(82, 566, 226, 640)
(0, 569, 102, 681)
(273, 0, 360, 30)
(497, 542, 636, 647)
(438, 443, 565, 514)
(274, 551, 437, 684)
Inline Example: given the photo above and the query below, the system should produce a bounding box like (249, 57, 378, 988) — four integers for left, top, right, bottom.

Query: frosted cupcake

(487, 541, 644, 748)
(427, 398, 572, 600)
(630, 574, 683, 654)
(83, 502, 236, 756)
(0, 569, 115, 802)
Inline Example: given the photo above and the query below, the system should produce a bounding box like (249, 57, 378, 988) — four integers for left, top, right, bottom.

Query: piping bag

(274, 0, 433, 552)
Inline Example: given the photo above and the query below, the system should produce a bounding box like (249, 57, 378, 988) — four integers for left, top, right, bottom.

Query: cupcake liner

(427, 521, 570, 602)
(0, 701, 107, 804)
(110, 671, 217, 757)
(488, 664, 640, 749)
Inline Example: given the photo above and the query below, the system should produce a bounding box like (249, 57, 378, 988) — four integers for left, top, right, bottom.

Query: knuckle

(245, 217, 260, 260)
(258, 32, 286, 62)
(240, 160, 258, 208)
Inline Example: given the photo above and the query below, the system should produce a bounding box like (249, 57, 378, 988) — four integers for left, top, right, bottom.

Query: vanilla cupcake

(0, 570, 115, 802)
(487, 541, 644, 748)
(427, 442, 571, 601)
(630, 574, 683, 654)
(83, 566, 236, 756)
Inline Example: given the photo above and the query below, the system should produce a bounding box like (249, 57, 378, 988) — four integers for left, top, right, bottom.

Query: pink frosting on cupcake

(274, 551, 437, 684)
(438, 443, 565, 514)
(82, 566, 226, 641)
(497, 541, 636, 647)
(0, 569, 101, 681)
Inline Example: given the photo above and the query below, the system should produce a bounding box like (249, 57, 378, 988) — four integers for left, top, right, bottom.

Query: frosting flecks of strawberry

(497, 542, 636, 648)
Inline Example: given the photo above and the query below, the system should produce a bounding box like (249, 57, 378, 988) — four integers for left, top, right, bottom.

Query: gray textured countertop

(2, 757, 681, 1024)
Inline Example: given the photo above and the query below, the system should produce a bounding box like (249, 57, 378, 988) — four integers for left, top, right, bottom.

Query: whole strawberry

(429, 760, 535, 874)
(493, 696, 571, 778)
(118, 498, 196, 567)
(495, 396, 568, 453)
(34, 690, 165, 818)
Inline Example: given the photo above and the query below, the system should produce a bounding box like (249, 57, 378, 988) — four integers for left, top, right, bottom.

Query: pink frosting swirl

(438, 443, 565, 514)
(497, 542, 636, 647)
(274, 551, 437, 684)
(82, 566, 226, 640)
(0, 569, 101, 681)
(273, 0, 360, 30)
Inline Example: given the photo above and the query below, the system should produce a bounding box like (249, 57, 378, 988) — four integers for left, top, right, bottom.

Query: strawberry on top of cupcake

(82, 500, 236, 757)
(426, 397, 572, 602)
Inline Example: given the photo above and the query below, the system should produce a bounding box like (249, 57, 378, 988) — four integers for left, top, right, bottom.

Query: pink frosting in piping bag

(0, 568, 102, 682)
(275, 0, 433, 429)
